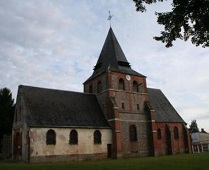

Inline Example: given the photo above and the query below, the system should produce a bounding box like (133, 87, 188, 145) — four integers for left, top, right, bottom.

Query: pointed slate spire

(86, 27, 145, 82)
(94, 27, 130, 72)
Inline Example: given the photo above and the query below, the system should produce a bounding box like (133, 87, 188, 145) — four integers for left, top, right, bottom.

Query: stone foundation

(30, 153, 108, 163)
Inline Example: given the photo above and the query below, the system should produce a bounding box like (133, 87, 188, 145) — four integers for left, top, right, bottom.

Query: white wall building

(191, 129, 209, 153)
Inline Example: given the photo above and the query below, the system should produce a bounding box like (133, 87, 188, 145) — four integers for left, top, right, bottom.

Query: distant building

(191, 129, 209, 153)
(12, 27, 191, 163)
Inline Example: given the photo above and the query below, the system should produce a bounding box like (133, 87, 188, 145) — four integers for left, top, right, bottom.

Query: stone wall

(120, 116, 152, 157)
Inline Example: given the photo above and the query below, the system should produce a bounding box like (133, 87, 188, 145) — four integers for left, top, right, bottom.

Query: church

(12, 27, 191, 163)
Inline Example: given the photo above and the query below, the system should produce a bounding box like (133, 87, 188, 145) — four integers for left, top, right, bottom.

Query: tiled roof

(147, 88, 185, 123)
(19, 85, 110, 128)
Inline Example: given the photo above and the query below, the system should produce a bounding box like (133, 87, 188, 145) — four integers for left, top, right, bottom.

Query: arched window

(89, 85, 93, 93)
(119, 78, 125, 90)
(174, 127, 179, 139)
(94, 130, 102, 144)
(70, 130, 78, 144)
(97, 81, 102, 93)
(129, 125, 137, 141)
(157, 128, 161, 139)
(46, 129, 56, 145)
(133, 81, 138, 92)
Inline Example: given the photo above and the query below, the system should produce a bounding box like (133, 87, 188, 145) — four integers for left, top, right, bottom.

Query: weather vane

(107, 11, 113, 27)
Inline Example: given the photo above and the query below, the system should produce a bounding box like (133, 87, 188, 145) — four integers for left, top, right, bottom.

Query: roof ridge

(19, 84, 96, 96)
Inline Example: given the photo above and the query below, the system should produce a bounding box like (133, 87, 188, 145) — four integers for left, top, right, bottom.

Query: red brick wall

(153, 122, 189, 156)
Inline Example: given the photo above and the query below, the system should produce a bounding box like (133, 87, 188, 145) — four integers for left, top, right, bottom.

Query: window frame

(94, 130, 102, 144)
(121, 102, 125, 109)
(119, 78, 125, 90)
(69, 129, 78, 145)
(129, 125, 137, 141)
(46, 129, 56, 145)
(157, 128, 162, 140)
(89, 84, 93, 93)
(137, 104, 140, 110)
(97, 81, 102, 93)
(133, 81, 139, 92)
(174, 126, 179, 140)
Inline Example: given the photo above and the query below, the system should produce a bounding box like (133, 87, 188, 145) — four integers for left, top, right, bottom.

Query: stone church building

(12, 27, 191, 163)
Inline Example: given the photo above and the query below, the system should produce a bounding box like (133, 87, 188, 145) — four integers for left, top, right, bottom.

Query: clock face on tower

(126, 75, 131, 81)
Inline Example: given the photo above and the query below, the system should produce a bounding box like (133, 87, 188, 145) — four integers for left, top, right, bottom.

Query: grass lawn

(0, 153, 209, 170)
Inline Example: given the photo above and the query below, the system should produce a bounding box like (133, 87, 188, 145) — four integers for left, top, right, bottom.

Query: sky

(0, 0, 209, 132)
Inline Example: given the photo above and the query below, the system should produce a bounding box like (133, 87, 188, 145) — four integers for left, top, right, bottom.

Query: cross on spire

(107, 11, 113, 27)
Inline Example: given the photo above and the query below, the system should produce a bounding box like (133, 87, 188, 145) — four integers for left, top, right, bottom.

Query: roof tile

(147, 88, 185, 123)
(19, 85, 110, 128)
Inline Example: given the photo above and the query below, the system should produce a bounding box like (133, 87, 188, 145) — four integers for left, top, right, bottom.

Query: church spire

(91, 27, 144, 78)
(94, 27, 129, 70)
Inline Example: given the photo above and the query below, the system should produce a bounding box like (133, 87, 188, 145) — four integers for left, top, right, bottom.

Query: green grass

(0, 153, 209, 170)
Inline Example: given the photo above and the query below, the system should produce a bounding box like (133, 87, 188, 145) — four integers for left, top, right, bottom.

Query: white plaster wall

(191, 132, 209, 143)
(29, 128, 112, 157)
(199, 133, 209, 143)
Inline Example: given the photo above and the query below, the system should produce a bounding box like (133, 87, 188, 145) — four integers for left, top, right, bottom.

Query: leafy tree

(133, 0, 209, 47)
(189, 120, 199, 133)
(0, 88, 15, 144)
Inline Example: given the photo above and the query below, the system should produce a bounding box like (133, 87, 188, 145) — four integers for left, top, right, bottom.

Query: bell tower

(84, 27, 153, 158)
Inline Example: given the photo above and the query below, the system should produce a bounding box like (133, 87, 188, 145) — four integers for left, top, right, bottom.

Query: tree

(0, 88, 15, 144)
(133, 0, 209, 47)
(189, 120, 199, 133)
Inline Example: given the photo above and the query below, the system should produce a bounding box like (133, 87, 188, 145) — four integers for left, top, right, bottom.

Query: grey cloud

(0, 0, 209, 132)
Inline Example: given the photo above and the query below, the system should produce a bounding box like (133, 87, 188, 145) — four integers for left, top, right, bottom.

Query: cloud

(0, 0, 209, 132)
